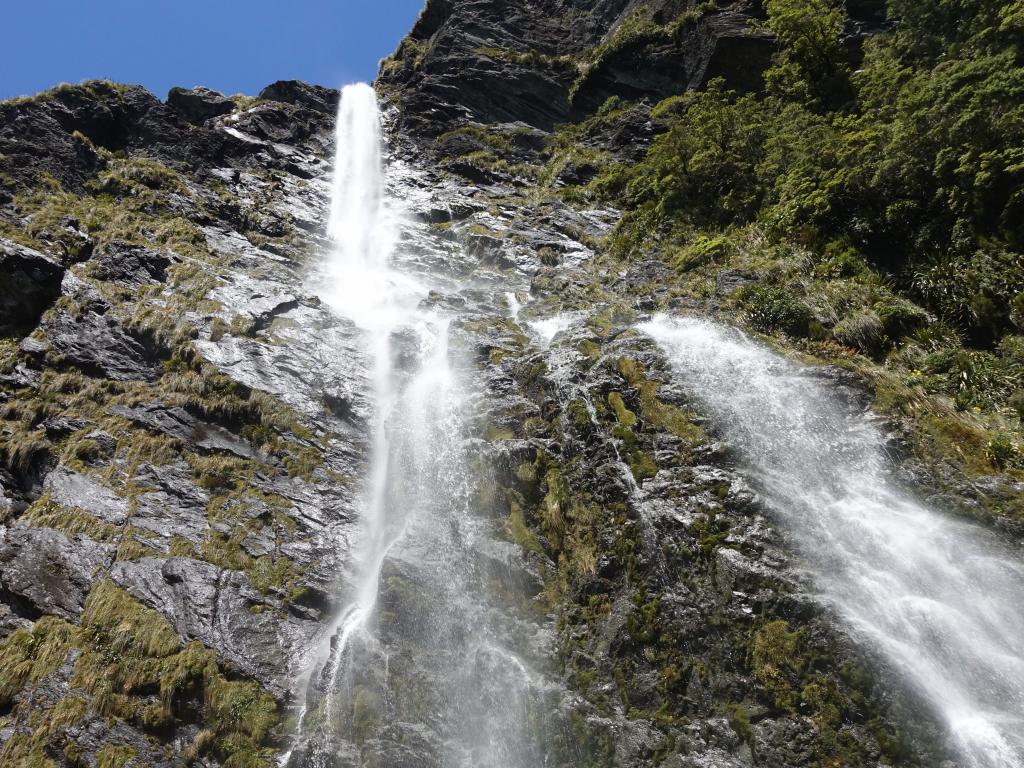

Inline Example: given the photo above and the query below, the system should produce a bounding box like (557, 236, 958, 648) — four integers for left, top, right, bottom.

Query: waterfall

(642, 315, 1024, 768)
(327, 82, 385, 270)
(287, 83, 548, 767)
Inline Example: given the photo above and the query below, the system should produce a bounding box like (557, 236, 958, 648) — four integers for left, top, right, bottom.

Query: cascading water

(642, 315, 1024, 768)
(287, 83, 551, 767)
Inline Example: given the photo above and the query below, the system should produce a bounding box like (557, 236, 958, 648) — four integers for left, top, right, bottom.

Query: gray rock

(84, 428, 118, 458)
(0, 81, 186, 193)
(54, 215, 95, 262)
(112, 556, 313, 695)
(0, 523, 113, 619)
(92, 240, 171, 286)
(43, 309, 160, 381)
(167, 85, 235, 123)
(60, 269, 108, 313)
(68, 717, 178, 768)
(39, 415, 96, 438)
(716, 269, 756, 296)
(110, 403, 257, 458)
(258, 80, 339, 113)
(0, 601, 31, 638)
(43, 466, 131, 525)
(129, 462, 210, 548)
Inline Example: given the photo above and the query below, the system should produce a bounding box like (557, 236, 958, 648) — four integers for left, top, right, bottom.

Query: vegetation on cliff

(571, 0, 1024, 523)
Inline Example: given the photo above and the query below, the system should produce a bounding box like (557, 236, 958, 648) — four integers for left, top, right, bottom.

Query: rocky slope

(0, 79, 363, 766)
(0, 0, 1018, 766)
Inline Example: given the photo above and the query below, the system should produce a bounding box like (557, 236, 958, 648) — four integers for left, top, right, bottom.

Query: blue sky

(1, 1, 425, 101)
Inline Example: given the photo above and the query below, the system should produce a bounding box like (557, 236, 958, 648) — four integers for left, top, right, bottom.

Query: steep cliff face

(0, 0, 1019, 766)
(377, 0, 886, 133)
(365, 2, 948, 767)
(369, 0, 1019, 766)
(377, 0, 773, 131)
(0, 80, 360, 766)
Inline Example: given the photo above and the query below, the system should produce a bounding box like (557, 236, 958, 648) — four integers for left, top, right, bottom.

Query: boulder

(41, 309, 161, 381)
(715, 269, 756, 296)
(166, 85, 235, 123)
(128, 462, 210, 549)
(0, 81, 184, 191)
(257, 80, 339, 113)
(109, 403, 257, 458)
(112, 556, 312, 695)
(43, 466, 131, 525)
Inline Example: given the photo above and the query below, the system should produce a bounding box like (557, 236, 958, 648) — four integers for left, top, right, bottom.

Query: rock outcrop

(0, 239, 64, 335)
(166, 86, 236, 123)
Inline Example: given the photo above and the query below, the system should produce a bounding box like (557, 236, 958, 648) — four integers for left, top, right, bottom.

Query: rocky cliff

(0, 80, 357, 766)
(0, 0, 1020, 766)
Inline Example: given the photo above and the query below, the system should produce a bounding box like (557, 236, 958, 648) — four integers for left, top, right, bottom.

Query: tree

(764, 0, 852, 110)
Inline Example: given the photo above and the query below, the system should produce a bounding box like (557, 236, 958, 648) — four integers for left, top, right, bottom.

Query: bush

(986, 432, 1020, 469)
(911, 250, 1024, 344)
(620, 82, 769, 230)
(764, 0, 853, 109)
(672, 234, 733, 272)
(742, 285, 814, 336)
(591, 0, 1024, 355)
(874, 296, 929, 340)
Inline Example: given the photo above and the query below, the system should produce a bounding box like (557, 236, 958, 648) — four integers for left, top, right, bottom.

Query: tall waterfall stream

(284, 85, 1024, 768)
(286, 84, 551, 767)
(643, 316, 1024, 768)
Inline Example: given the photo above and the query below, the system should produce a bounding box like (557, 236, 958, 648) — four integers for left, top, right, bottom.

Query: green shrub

(911, 250, 1024, 344)
(764, 0, 852, 109)
(672, 235, 733, 272)
(874, 296, 929, 340)
(985, 432, 1020, 469)
(614, 82, 769, 230)
(750, 620, 803, 711)
(742, 285, 814, 336)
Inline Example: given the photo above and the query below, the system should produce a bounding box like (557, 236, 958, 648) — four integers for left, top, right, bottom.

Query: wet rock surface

(364, 2, 948, 763)
(0, 75, 355, 767)
(0, 2, 964, 767)
(40, 309, 163, 381)
(375, 0, 867, 136)
(0, 524, 113, 620)
(92, 241, 171, 286)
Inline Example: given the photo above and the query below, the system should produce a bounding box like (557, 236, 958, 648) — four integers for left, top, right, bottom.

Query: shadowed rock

(258, 80, 340, 113)
(92, 240, 171, 286)
(0, 238, 64, 336)
(167, 86, 235, 123)
(40, 310, 161, 381)
(109, 403, 257, 458)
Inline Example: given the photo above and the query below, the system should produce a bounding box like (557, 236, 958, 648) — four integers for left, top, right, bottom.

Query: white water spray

(327, 82, 384, 267)
(322, 83, 416, 704)
(289, 83, 548, 767)
(643, 315, 1024, 768)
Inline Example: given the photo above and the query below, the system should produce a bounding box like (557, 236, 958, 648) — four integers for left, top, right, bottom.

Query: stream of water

(286, 83, 548, 768)
(643, 315, 1024, 768)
